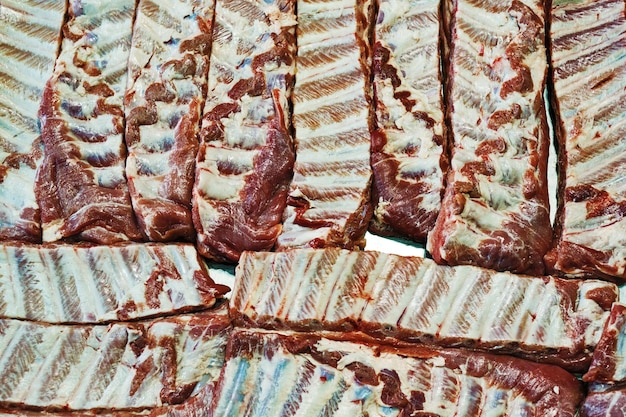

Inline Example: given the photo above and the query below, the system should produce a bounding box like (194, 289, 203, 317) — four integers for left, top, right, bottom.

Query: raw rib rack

(0, 0, 625, 415)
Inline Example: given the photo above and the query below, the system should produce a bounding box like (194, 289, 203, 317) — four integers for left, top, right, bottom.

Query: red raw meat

(124, 0, 215, 242)
(0, 242, 228, 323)
(211, 329, 583, 416)
(0, 0, 66, 242)
(584, 303, 626, 383)
(275, 0, 374, 250)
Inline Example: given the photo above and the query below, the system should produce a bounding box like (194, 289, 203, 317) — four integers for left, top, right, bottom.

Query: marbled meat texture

(275, 0, 374, 250)
(232, 248, 617, 371)
(211, 329, 583, 417)
(426, 0, 552, 275)
(584, 303, 626, 384)
(36, 0, 142, 244)
(0, 243, 228, 323)
(125, 0, 214, 242)
(580, 383, 626, 417)
(0, 0, 66, 242)
(370, 0, 447, 242)
(544, 0, 626, 281)
(0, 307, 231, 412)
(193, 0, 296, 263)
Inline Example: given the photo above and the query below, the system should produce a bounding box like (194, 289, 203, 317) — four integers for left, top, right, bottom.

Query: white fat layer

(197, 169, 246, 201)
(0, 167, 39, 231)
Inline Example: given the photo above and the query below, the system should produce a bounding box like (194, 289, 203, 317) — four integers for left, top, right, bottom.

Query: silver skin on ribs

(36, 0, 143, 244)
(210, 329, 583, 417)
(125, 0, 215, 242)
(193, 0, 296, 263)
(544, 0, 626, 281)
(0, 307, 231, 412)
(275, 0, 374, 250)
(231, 248, 617, 372)
(370, 0, 447, 242)
(0, 243, 228, 323)
(426, 0, 552, 275)
(0, 0, 66, 243)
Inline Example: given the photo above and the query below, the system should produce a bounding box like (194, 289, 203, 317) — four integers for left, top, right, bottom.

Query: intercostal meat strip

(426, 0, 552, 275)
(0, 242, 228, 323)
(193, 0, 296, 263)
(36, 0, 142, 244)
(275, 0, 374, 250)
(370, 0, 447, 242)
(544, 0, 626, 281)
(231, 248, 617, 371)
(211, 329, 583, 417)
(0, 0, 66, 243)
(0, 306, 231, 412)
(124, 0, 214, 242)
